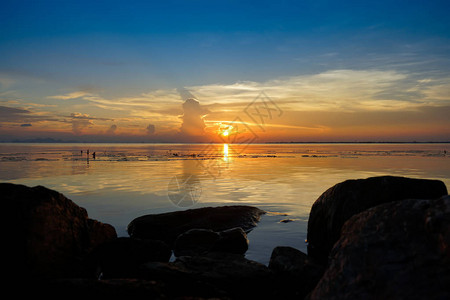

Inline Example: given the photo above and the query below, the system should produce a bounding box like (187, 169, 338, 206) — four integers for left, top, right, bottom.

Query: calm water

(1, 143, 449, 265)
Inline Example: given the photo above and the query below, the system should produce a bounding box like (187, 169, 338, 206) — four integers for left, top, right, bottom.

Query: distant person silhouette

(93, 152, 96, 159)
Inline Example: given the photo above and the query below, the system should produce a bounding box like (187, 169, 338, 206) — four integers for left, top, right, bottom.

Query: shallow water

(1, 143, 449, 265)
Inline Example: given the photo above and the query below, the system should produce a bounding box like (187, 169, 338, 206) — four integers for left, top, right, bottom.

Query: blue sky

(0, 0, 449, 141)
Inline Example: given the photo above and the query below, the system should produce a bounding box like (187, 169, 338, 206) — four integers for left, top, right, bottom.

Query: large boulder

(127, 205, 265, 247)
(307, 176, 447, 264)
(2, 183, 117, 278)
(308, 195, 450, 300)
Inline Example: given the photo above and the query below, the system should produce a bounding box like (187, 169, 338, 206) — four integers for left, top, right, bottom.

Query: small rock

(280, 219, 294, 223)
(174, 229, 220, 257)
(269, 246, 324, 298)
(213, 227, 249, 254)
(269, 246, 323, 274)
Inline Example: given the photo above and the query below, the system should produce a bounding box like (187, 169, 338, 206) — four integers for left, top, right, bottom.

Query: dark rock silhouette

(140, 252, 274, 299)
(174, 228, 220, 257)
(2, 183, 116, 278)
(173, 227, 249, 257)
(213, 227, 249, 254)
(269, 246, 324, 299)
(84, 237, 171, 279)
(127, 205, 265, 247)
(307, 176, 448, 264)
(308, 195, 450, 299)
(4, 177, 449, 299)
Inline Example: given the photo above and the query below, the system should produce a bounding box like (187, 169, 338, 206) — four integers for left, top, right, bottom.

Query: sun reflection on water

(223, 143, 229, 162)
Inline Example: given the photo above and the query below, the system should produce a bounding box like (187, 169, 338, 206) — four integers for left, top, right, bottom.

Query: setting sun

(219, 125, 233, 138)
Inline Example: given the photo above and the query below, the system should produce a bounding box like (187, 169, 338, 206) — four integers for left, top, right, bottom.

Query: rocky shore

(3, 175, 449, 299)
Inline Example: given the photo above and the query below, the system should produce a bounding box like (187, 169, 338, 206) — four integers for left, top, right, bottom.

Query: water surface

(1, 143, 448, 265)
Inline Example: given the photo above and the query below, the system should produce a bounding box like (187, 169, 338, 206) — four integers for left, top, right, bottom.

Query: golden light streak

(223, 143, 229, 162)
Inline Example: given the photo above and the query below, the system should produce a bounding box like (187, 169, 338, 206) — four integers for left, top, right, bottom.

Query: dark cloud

(20, 123, 32, 127)
(107, 124, 117, 135)
(0, 105, 59, 124)
(0, 106, 30, 120)
(146, 124, 155, 135)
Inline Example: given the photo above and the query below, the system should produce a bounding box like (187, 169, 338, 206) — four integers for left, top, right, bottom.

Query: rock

(2, 183, 117, 278)
(269, 246, 324, 276)
(280, 219, 294, 223)
(269, 246, 324, 298)
(173, 227, 249, 257)
(213, 227, 249, 254)
(127, 205, 265, 247)
(308, 195, 450, 300)
(307, 176, 447, 264)
(174, 229, 221, 257)
(137, 261, 231, 299)
(140, 252, 274, 299)
(174, 252, 271, 283)
(87, 218, 118, 246)
(84, 237, 172, 279)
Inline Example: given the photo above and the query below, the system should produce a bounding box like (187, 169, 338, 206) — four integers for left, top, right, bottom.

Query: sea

(1, 142, 449, 265)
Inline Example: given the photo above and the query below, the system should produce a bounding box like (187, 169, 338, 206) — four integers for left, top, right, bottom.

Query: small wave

(34, 158, 59, 161)
(1, 156, 27, 161)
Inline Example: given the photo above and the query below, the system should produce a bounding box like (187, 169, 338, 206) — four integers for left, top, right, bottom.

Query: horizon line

(1, 140, 449, 144)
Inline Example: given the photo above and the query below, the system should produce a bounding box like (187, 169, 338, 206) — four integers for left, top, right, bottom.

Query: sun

(219, 124, 233, 137)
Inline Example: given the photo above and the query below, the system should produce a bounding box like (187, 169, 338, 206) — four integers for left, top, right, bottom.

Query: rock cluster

(306, 175, 447, 264)
(127, 205, 265, 246)
(4, 175, 449, 299)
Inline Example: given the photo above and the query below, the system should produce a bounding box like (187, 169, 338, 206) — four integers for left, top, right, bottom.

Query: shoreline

(4, 176, 449, 298)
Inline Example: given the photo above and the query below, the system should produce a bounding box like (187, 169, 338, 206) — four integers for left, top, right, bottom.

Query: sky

(0, 0, 449, 143)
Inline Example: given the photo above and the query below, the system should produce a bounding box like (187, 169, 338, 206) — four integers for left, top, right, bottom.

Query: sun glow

(220, 125, 233, 137)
